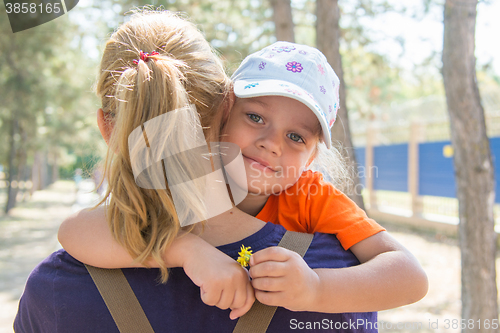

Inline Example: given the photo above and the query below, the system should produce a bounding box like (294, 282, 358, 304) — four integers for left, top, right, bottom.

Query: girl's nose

(256, 128, 282, 156)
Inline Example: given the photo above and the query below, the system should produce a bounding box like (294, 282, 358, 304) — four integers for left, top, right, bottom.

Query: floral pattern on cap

(305, 92, 315, 100)
(273, 45, 296, 53)
(285, 88, 302, 96)
(318, 64, 325, 75)
(286, 61, 303, 73)
(244, 83, 259, 89)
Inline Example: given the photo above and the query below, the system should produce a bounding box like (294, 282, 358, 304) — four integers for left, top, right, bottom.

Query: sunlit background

(0, 0, 499, 332)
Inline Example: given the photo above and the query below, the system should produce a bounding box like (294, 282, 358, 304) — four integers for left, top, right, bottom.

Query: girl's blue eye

(288, 133, 304, 143)
(248, 114, 263, 123)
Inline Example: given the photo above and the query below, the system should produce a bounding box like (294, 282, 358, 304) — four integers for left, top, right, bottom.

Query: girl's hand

(248, 247, 320, 311)
(182, 243, 255, 320)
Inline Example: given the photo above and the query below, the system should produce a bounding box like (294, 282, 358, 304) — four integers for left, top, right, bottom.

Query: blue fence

(355, 137, 500, 203)
(418, 141, 456, 198)
(373, 144, 408, 192)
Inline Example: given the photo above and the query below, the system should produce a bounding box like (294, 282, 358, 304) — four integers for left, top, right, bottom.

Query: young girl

(59, 16, 427, 320)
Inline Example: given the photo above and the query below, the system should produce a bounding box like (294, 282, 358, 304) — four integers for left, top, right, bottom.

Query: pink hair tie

(133, 51, 159, 65)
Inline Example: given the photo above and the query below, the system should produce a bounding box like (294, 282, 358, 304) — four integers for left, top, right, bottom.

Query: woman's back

(15, 223, 377, 333)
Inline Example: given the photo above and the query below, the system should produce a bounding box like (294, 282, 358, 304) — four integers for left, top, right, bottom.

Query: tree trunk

(316, 0, 366, 211)
(4, 116, 19, 214)
(17, 127, 28, 202)
(41, 152, 49, 189)
(31, 151, 44, 193)
(269, 0, 295, 42)
(51, 151, 59, 183)
(442, 0, 498, 331)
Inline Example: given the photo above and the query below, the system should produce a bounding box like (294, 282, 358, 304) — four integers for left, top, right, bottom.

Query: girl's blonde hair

(308, 141, 351, 193)
(96, 9, 230, 282)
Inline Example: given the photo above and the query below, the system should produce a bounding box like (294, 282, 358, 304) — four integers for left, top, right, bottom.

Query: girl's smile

(243, 155, 277, 173)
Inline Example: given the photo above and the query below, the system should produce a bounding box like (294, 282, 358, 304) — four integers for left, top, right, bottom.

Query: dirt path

(377, 224, 463, 333)
(378, 224, 500, 333)
(1, 181, 498, 332)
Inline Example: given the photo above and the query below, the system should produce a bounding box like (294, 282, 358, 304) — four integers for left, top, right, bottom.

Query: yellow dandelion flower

(237, 245, 253, 268)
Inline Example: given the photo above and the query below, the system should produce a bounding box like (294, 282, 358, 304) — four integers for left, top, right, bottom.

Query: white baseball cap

(232, 41, 340, 149)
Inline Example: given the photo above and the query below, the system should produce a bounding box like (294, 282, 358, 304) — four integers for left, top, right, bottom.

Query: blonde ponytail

(95, 9, 231, 282)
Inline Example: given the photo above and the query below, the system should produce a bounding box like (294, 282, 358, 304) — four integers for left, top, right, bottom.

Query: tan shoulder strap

(232, 231, 314, 333)
(85, 231, 313, 333)
(85, 265, 155, 333)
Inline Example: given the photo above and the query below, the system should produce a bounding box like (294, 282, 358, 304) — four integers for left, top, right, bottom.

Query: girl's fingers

(200, 287, 221, 307)
(249, 261, 286, 279)
(229, 282, 255, 320)
(250, 247, 292, 266)
(230, 281, 248, 310)
(254, 289, 283, 307)
(251, 276, 286, 292)
(216, 288, 235, 310)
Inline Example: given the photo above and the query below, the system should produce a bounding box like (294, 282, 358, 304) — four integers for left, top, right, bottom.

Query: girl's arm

(59, 207, 161, 268)
(58, 207, 254, 319)
(249, 231, 428, 312)
(314, 231, 428, 312)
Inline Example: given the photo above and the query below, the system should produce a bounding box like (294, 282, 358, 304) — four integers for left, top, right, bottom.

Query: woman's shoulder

(16, 249, 121, 333)
(24, 250, 85, 283)
(15, 250, 94, 333)
(20, 249, 92, 305)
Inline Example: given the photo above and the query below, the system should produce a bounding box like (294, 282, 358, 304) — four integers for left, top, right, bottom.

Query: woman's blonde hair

(96, 9, 231, 282)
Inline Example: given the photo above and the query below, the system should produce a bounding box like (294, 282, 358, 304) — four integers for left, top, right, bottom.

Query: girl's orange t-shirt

(256, 170, 385, 250)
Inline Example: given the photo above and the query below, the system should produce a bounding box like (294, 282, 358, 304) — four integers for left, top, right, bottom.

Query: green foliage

(59, 148, 103, 180)
(0, 2, 101, 185)
(81, 0, 276, 73)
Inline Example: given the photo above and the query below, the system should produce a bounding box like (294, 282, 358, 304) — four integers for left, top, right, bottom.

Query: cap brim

(234, 79, 331, 148)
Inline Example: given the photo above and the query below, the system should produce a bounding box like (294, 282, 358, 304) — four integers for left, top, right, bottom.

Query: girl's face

(221, 95, 320, 197)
